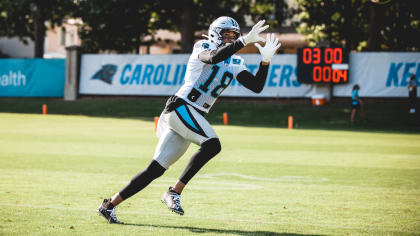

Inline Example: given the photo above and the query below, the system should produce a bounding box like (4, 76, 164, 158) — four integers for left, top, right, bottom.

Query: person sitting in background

(350, 84, 367, 124)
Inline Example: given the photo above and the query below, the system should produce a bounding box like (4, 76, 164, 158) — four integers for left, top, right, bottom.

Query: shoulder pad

(231, 55, 244, 65)
(194, 40, 217, 50)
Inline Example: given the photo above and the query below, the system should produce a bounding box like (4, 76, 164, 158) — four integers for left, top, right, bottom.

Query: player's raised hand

(254, 33, 281, 63)
(240, 20, 269, 45)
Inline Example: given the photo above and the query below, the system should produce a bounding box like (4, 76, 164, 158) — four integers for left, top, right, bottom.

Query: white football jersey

(175, 40, 248, 113)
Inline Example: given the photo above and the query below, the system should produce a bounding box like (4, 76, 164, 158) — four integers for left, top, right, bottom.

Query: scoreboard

(297, 47, 349, 84)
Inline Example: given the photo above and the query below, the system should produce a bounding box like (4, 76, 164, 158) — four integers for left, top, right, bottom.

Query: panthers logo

(230, 19, 238, 28)
(92, 64, 117, 84)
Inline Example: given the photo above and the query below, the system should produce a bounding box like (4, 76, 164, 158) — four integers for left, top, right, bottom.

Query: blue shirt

(352, 89, 359, 105)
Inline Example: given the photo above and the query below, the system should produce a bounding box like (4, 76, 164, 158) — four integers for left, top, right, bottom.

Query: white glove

(239, 20, 269, 45)
(254, 33, 281, 63)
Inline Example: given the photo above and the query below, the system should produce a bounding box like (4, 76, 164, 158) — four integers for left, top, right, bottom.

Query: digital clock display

(297, 47, 349, 84)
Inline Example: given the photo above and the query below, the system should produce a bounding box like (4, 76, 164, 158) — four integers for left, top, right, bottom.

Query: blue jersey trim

(176, 105, 199, 131)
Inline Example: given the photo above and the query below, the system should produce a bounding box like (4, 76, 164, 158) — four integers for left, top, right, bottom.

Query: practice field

(1, 113, 419, 235)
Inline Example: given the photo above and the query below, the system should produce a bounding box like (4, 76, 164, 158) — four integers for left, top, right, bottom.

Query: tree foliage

(152, 0, 286, 53)
(296, 0, 420, 51)
(0, 0, 76, 57)
(74, 0, 157, 53)
(1, 0, 294, 54)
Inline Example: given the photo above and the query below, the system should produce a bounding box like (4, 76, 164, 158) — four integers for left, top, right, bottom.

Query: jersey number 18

(199, 65, 234, 98)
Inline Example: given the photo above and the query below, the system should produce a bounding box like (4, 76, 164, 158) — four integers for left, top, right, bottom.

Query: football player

(98, 16, 281, 224)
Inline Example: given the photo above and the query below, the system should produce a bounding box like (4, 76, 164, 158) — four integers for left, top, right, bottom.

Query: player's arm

(198, 40, 245, 64)
(237, 33, 281, 94)
(198, 20, 269, 65)
(236, 62, 269, 93)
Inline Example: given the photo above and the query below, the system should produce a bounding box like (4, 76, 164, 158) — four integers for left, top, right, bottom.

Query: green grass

(1, 109, 420, 235)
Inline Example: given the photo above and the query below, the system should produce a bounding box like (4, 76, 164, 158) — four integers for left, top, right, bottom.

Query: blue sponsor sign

(78, 53, 420, 97)
(0, 59, 65, 97)
(119, 63, 186, 86)
(79, 54, 306, 97)
(94, 62, 301, 88)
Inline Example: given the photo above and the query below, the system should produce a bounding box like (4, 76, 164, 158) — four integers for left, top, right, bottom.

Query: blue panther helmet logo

(92, 64, 117, 84)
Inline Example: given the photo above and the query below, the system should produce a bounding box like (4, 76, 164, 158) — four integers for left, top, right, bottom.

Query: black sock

(107, 202, 115, 210)
(169, 187, 180, 195)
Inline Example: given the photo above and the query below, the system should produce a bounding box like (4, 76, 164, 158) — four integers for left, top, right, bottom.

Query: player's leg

(100, 159, 168, 222)
(161, 103, 220, 215)
(118, 128, 190, 199)
(171, 103, 220, 190)
(98, 122, 190, 223)
(350, 107, 357, 123)
(360, 106, 367, 121)
(173, 137, 221, 192)
(162, 137, 220, 215)
(151, 128, 191, 169)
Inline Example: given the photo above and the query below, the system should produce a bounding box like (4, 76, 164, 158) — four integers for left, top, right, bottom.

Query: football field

(1, 113, 419, 235)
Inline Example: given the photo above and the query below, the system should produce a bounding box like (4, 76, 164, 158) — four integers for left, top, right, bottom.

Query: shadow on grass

(122, 222, 324, 236)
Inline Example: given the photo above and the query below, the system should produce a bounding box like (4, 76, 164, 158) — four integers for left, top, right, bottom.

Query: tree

(0, 0, 76, 58)
(154, 0, 285, 53)
(70, 0, 293, 54)
(75, 0, 156, 53)
(296, 0, 420, 51)
(367, 0, 420, 51)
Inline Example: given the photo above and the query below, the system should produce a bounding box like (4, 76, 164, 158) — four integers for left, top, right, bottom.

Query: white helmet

(208, 16, 241, 46)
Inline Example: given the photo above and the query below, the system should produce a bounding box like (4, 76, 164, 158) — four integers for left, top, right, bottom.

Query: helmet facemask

(220, 29, 240, 44)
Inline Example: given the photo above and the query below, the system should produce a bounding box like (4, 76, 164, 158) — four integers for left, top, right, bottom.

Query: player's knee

(201, 138, 221, 156)
(145, 160, 166, 179)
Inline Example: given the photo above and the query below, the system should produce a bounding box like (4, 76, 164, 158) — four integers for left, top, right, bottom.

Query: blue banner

(79, 54, 312, 97)
(0, 59, 65, 97)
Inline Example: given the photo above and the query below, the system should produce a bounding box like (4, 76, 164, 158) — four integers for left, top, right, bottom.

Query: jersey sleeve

(192, 40, 217, 59)
(230, 55, 248, 77)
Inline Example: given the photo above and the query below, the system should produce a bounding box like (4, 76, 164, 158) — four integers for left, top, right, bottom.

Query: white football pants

(153, 103, 218, 169)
